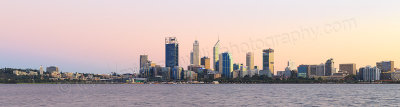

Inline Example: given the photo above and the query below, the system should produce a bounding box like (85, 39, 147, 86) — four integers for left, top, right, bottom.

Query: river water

(0, 84, 399, 107)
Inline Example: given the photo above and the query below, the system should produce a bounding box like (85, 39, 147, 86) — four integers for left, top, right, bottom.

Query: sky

(0, 0, 400, 74)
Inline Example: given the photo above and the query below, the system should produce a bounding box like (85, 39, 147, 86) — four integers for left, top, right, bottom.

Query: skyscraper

(263, 49, 274, 75)
(376, 61, 394, 72)
(193, 40, 200, 66)
(339, 63, 356, 75)
(325, 58, 334, 76)
(213, 38, 220, 71)
(201, 57, 211, 70)
(140, 55, 149, 69)
(246, 52, 254, 70)
(219, 52, 233, 78)
(165, 37, 179, 68)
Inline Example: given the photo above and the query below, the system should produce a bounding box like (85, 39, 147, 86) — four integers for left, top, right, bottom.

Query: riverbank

(2, 81, 399, 84)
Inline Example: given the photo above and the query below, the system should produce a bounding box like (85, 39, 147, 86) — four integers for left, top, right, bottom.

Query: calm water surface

(0, 84, 399, 107)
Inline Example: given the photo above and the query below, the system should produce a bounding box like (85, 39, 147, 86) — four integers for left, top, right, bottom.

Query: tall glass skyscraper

(325, 58, 334, 76)
(213, 38, 220, 71)
(140, 55, 148, 69)
(263, 49, 274, 75)
(165, 37, 179, 68)
(219, 52, 233, 78)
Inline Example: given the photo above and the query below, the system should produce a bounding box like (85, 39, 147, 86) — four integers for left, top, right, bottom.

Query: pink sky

(0, 0, 400, 74)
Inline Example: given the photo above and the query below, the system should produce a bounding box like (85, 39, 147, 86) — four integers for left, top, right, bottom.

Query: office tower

(201, 57, 211, 70)
(190, 51, 193, 65)
(246, 52, 254, 70)
(376, 61, 394, 72)
(39, 65, 44, 75)
(263, 49, 274, 75)
(325, 58, 334, 76)
(213, 38, 220, 71)
(219, 52, 233, 78)
(339, 63, 357, 75)
(165, 37, 179, 68)
(298, 65, 311, 78)
(359, 66, 381, 81)
(46, 66, 59, 73)
(140, 55, 149, 69)
(193, 40, 200, 66)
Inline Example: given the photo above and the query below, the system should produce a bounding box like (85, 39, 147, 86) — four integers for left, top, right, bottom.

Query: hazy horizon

(1, 0, 400, 74)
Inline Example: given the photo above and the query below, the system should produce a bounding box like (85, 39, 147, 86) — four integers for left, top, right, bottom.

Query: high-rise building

(213, 38, 220, 71)
(193, 40, 200, 66)
(263, 49, 274, 75)
(339, 63, 356, 75)
(246, 52, 254, 70)
(165, 37, 179, 68)
(359, 66, 381, 81)
(325, 58, 334, 76)
(201, 57, 211, 70)
(219, 52, 233, 78)
(376, 61, 394, 72)
(140, 55, 149, 69)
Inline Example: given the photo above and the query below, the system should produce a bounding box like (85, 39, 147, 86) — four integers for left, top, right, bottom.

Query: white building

(359, 66, 381, 81)
(246, 52, 254, 70)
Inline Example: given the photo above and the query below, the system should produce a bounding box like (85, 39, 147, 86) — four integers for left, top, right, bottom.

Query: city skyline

(2, 1, 400, 107)
(1, 1, 400, 74)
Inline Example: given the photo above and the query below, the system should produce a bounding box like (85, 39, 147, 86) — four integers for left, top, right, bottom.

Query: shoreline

(1, 82, 398, 85)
